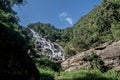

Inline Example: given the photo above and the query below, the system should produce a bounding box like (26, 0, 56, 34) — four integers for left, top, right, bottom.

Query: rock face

(61, 41, 120, 71)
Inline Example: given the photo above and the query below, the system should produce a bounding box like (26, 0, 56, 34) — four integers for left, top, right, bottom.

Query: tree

(0, 0, 40, 79)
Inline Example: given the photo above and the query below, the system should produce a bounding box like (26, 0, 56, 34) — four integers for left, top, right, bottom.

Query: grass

(38, 68, 56, 80)
(56, 69, 120, 80)
(35, 58, 61, 80)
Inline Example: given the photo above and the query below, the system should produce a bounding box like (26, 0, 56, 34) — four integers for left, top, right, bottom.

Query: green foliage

(57, 70, 120, 80)
(64, 47, 76, 58)
(35, 58, 61, 72)
(84, 52, 105, 72)
(0, 0, 40, 79)
(111, 22, 120, 40)
(38, 68, 55, 80)
(35, 58, 62, 80)
(72, 0, 120, 51)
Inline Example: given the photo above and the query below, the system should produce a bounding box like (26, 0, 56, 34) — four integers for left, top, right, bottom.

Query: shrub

(38, 68, 55, 80)
(35, 58, 61, 72)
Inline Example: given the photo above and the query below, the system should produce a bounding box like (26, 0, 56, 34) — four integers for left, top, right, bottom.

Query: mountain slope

(72, 0, 120, 51)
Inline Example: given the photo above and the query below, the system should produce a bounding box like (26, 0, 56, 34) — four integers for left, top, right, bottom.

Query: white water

(29, 28, 65, 61)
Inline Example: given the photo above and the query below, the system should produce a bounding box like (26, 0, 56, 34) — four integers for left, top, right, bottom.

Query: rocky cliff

(61, 41, 120, 71)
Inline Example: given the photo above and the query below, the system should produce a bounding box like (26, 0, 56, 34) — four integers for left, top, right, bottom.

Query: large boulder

(61, 41, 120, 71)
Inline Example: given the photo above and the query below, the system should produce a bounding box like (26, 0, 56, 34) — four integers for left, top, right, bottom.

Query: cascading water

(29, 28, 65, 61)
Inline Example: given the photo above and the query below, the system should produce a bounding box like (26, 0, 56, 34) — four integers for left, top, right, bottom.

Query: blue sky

(13, 0, 102, 29)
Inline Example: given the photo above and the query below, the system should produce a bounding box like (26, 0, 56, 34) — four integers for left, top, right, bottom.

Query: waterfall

(29, 28, 65, 61)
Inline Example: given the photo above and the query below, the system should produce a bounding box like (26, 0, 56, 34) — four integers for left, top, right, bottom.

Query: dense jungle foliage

(72, 0, 120, 51)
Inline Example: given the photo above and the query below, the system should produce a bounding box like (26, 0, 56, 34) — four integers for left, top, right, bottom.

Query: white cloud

(66, 17, 73, 25)
(59, 12, 67, 17)
(58, 12, 73, 25)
